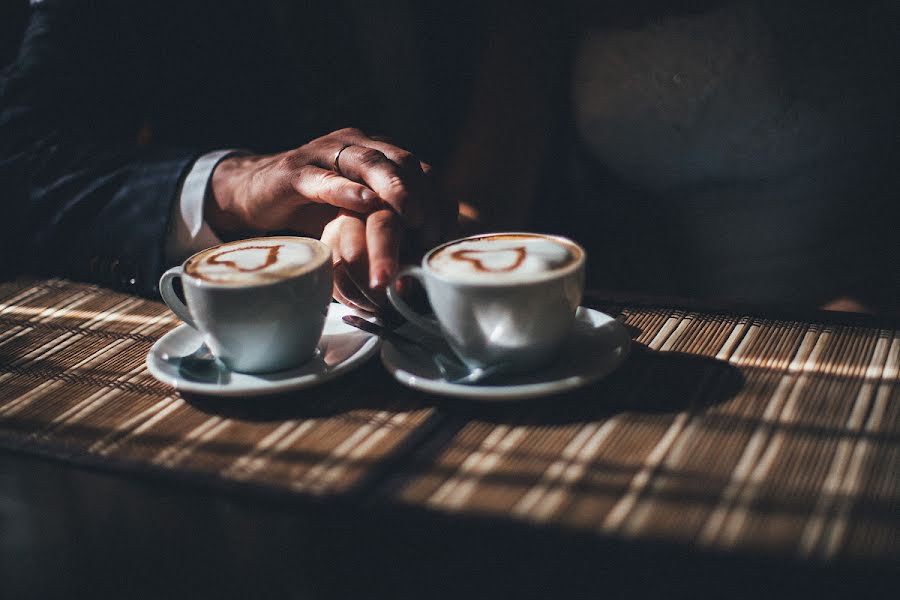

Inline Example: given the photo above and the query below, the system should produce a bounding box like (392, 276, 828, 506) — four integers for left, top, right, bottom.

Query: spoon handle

(342, 315, 427, 350)
(342, 314, 469, 377)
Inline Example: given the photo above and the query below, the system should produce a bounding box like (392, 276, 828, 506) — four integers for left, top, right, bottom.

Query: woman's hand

(320, 209, 400, 312)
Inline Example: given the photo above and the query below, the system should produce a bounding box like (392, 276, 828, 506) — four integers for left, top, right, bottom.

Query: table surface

(1, 278, 898, 599)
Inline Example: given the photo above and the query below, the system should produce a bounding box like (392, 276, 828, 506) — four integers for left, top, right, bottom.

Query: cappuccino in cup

(160, 236, 333, 373)
(185, 237, 328, 285)
(388, 233, 585, 372)
(428, 234, 580, 282)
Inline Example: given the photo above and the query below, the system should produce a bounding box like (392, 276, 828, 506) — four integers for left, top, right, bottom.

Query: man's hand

(208, 128, 456, 309)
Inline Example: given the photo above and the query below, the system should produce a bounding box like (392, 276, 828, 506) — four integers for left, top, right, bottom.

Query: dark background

(3, 1, 898, 309)
(1, 3, 899, 597)
(0, 1, 29, 66)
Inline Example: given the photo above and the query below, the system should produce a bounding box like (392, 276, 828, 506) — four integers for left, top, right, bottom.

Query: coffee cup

(387, 232, 585, 372)
(159, 236, 333, 373)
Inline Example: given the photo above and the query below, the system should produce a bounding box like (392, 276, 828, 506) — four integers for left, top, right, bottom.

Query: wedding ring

(332, 143, 352, 176)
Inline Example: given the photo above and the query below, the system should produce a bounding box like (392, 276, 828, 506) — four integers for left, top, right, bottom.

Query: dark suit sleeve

(0, 0, 199, 297)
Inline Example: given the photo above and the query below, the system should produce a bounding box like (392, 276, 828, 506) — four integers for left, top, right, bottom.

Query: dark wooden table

(1, 278, 897, 599)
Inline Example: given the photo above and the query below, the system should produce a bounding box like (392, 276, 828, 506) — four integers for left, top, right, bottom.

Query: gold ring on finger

(332, 143, 353, 176)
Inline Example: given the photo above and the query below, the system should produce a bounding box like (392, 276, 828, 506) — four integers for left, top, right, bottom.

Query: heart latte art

(428, 234, 580, 282)
(185, 236, 329, 285)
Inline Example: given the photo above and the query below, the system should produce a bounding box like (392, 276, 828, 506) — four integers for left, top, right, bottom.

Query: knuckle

(369, 209, 398, 232)
(277, 153, 299, 173)
(336, 127, 363, 139)
(343, 246, 367, 267)
(315, 168, 340, 185)
(358, 148, 387, 167)
(287, 143, 313, 163)
(291, 165, 321, 193)
(328, 213, 353, 232)
(386, 176, 409, 199)
(294, 164, 318, 180)
(321, 219, 342, 243)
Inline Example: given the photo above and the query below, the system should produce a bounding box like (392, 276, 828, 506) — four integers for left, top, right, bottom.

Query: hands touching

(208, 128, 457, 312)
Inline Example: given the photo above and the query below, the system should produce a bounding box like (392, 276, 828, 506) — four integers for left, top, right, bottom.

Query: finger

(333, 263, 380, 313)
(323, 219, 376, 312)
(330, 145, 424, 227)
(362, 140, 424, 176)
(324, 213, 387, 310)
(366, 209, 402, 289)
(325, 129, 429, 227)
(334, 216, 384, 308)
(339, 263, 387, 310)
(335, 129, 423, 175)
(367, 133, 395, 144)
(290, 165, 380, 213)
(347, 137, 430, 231)
(333, 212, 367, 267)
(333, 286, 375, 314)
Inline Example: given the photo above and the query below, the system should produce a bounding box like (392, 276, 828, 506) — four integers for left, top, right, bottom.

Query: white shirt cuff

(165, 149, 248, 263)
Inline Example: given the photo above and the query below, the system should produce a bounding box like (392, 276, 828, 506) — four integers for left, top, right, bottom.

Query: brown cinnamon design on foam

(451, 247, 526, 273)
(205, 245, 283, 274)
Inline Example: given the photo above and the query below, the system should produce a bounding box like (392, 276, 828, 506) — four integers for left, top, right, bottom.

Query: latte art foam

(429, 234, 579, 282)
(185, 237, 328, 285)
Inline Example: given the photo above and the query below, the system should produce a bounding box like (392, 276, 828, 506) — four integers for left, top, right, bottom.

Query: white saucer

(381, 307, 631, 401)
(146, 303, 381, 397)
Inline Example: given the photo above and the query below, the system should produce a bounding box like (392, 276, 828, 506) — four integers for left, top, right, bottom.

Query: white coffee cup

(387, 232, 585, 372)
(159, 236, 333, 373)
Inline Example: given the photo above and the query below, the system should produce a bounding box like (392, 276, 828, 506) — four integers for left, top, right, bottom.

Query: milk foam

(186, 237, 326, 285)
(429, 235, 576, 282)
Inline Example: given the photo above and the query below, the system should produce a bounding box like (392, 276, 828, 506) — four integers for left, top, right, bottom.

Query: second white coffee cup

(387, 232, 585, 372)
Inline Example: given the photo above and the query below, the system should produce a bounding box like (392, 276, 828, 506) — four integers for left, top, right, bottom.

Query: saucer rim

(380, 306, 632, 401)
(145, 304, 381, 398)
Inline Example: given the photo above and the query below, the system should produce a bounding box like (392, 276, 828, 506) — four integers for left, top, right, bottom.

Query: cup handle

(386, 266, 443, 337)
(159, 266, 197, 329)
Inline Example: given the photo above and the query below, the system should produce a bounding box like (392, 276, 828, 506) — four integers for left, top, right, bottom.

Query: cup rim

(421, 232, 585, 287)
(179, 235, 331, 289)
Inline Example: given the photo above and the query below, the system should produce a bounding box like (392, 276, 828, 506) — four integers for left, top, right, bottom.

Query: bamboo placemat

(0, 278, 897, 566)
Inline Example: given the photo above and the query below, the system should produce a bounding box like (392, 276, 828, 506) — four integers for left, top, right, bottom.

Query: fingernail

(370, 269, 390, 289)
(360, 189, 377, 203)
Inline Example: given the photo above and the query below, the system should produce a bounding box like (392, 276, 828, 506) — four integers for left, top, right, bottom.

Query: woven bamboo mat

(0, 278, 897, 566)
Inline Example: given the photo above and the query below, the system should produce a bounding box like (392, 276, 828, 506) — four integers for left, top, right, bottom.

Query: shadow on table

(183, 332, 743, 430)
(181, 359, 426, 421)
(431, 342, 744, 426)
(181, 341, 742, 429)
